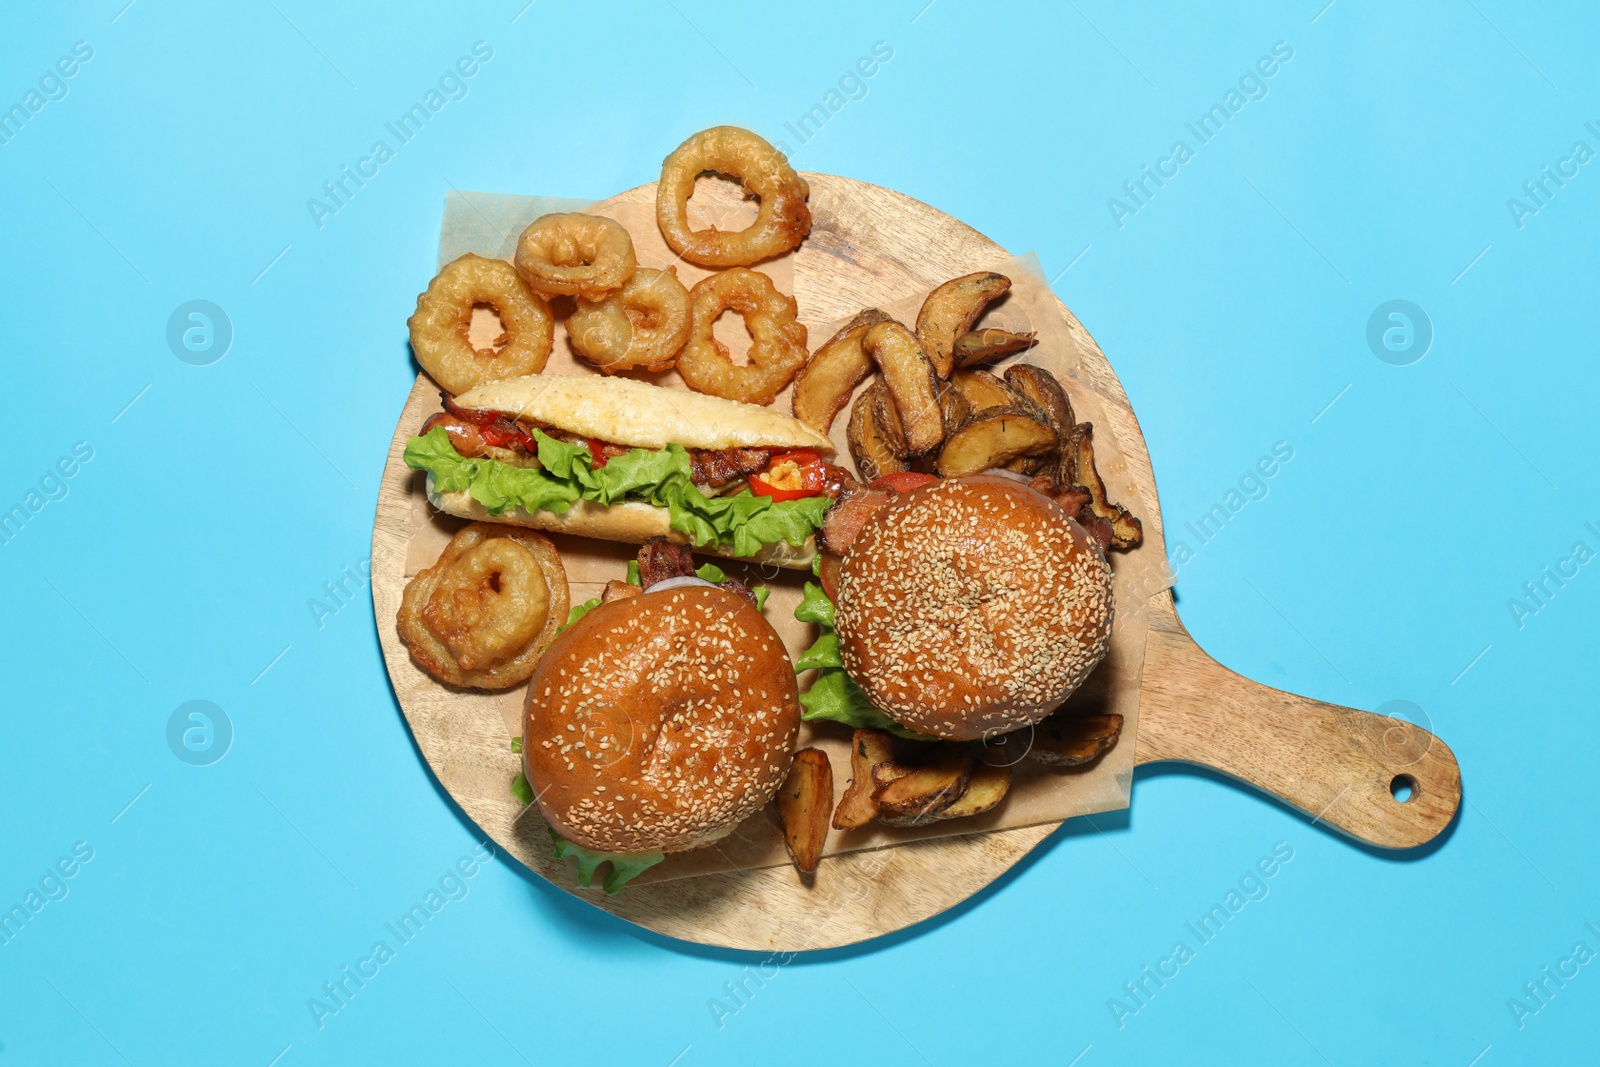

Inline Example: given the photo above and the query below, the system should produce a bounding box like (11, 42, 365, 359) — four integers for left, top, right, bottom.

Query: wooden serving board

(372, 175, 1461, 951)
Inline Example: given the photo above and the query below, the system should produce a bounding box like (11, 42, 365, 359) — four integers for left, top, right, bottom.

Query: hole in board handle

(1390, 774, 1417, 803)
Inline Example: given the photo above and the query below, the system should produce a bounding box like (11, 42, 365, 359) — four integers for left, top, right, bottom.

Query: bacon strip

(817, 484, 893, 556)
(714, 576, 758, 606)
(600, 580, 642, 604)
(589, 440, 632, 466)
(689, 448, 770, 489)
(1030, 475, 1092, 517)
(637, 537, 696, 588)
(634, 537, 757, 605)
(1028, 474, 1114, 549)
(441, 393, 499, 425)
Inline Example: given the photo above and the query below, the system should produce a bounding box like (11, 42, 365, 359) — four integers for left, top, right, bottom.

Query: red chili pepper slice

(749, 476, 812, 502)
(750, 450, 828, 501)
(479, 417, 540, 454)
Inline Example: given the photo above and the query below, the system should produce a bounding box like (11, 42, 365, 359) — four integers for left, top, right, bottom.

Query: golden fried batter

(568, 266, 692, 373)
(407, 254, 554, 394)
(514, 212, 636, 301)
(398, 523, 569, 689)
(676, 268, 808, 406)
(656, 126, 811, 267)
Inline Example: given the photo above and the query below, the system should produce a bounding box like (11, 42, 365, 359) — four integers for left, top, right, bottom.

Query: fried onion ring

(407, 254, 554, 395)
(656, 126, 812, 267)
(567, 266, 692, 374)
(397, 523, 570, 689)
(677, 268, 808, 406)
(514, 212, 637, 301)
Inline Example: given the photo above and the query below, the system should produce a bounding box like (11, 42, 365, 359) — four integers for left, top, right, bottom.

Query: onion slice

(644, 576, 719, 594)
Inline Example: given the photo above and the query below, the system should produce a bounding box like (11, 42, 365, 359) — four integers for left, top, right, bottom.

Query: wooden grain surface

(372, 174, 1461, 952)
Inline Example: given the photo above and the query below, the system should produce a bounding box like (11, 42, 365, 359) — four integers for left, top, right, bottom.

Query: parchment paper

(399, 185, 1166, 884)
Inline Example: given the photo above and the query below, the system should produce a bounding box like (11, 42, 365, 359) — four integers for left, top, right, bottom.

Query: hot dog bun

(422, 374, 829, 569)
(454, 374, 835, 453)
(423, 485, 818, 570)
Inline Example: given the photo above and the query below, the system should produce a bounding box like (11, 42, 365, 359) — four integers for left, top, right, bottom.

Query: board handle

(1133, 610, 1461, 849)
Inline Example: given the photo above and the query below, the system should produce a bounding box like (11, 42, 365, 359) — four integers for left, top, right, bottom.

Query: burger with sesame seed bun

(831, 474, 1115, 741)
(523, 549, 800, 890)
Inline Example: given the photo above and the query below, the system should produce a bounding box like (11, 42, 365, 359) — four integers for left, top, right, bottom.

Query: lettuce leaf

(511, 772, 534, 805)
(794, 581, 835, 627)
(549, 830, 665, 894)
(697, 560, 771, 611)
(401, 426, 478, 493)
(793, 582, 934, 740)
(558, 597, 603, 634)
(798, 668, 924, 736)
(794, 630, 842, 672)
(691, 563, 770, 610)
(404, 426, 828, 556)
(795, 636, 933, 739)
(403, 428, 580, 516)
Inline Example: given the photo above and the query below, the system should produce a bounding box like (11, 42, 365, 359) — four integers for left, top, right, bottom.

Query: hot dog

(403, 374, 845, 568)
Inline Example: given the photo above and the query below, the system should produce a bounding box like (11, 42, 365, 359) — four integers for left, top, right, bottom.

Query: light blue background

(2, 2, 1595, 1064)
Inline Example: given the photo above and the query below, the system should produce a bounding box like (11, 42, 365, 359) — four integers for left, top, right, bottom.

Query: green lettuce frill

(792, 580, 935, 741)
(403, 426, 830, 559)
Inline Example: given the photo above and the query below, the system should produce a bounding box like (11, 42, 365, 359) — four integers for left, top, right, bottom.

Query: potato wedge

(777, 748, 833, 875)
(873, 747, 972, 825)
(1004, 455, 1047, 475)
(870, 760, 915, 790)
(1072, 424, 1144, 550)
(1003, 364, 1076, 438)
(932, 760, 1011, 820)
(936, 378, 973, 431)
(916, 272, 1011, 377)
(846, 381, 908, 482)
(871, 378, 911, 458)
(950, 368, 1027, 413)
(863, 321, 944, 455)
(1050, 420, 1090, 486)
(954, 328, 1037, 369)
(833, 729, 895, 830)
(937, 406, 1059, 478)
(1028, 711, 1124, 767)
(791, 309, 892, 433)
(973, 729, 1030, 769)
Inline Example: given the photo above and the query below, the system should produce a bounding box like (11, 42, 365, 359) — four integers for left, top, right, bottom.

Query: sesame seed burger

(833, 474, 1114, 741)
(523, 582, 800, 855)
